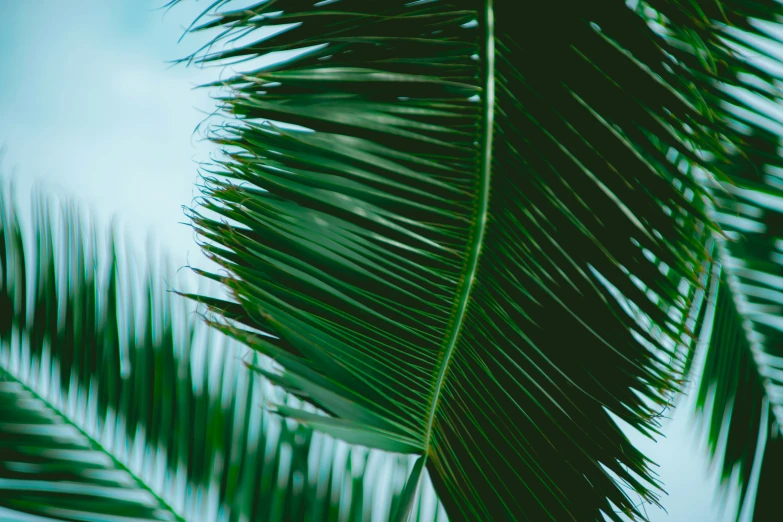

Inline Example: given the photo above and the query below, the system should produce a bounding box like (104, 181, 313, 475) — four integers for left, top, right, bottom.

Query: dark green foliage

(0, 186, 434, 521)
(695, 271, 766, 516)
(0, 188, 183, 520)
(645, 0, 783, 518)
(0, 370, 179, 521)
(694, 126, 783, 521)
(7, 0, 783, 519)
(753, 423, 783, 520)
(177, 1, 783, 520)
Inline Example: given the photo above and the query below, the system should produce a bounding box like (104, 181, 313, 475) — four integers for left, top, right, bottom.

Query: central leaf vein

(423, 0, 495, 454)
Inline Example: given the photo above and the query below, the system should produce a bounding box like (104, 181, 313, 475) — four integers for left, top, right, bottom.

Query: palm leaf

(628, 2, 783, 519)
(173, 1, 780, 520)
(692, 106, 783, 520)
(0, 369, 180, 521)
(0, 184, 434, 521)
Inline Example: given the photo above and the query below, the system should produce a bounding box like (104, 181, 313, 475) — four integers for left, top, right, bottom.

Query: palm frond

(0, 369, 180, 521)
(692, 125, 783, 521)
(631, 1, 783, 519)
(0, 184, 433, 521)
(172, 1, 783, 520)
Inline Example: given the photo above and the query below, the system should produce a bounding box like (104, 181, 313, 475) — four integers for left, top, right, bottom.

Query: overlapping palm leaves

(174, 1, 783, 520)
(631, 2, 783, 520)
(691, 88, 783, 520)
(6, 0, 783, 520)
(0, 186, 436, 521)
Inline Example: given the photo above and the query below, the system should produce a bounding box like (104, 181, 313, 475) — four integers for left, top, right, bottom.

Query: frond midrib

(0, 364, 185, 522)
(423, 0, 495, 454)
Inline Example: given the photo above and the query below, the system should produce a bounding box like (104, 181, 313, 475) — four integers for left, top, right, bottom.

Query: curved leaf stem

(423, 0, 495, 454)
(0, 366, 185, 522)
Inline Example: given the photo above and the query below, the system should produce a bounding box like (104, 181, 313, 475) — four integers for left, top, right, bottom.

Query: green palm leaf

(0, 184, 434, 521)
(0, 370, 179, 521)
(629, 2, 783, 519)
(175, 1, 781, 520)
(692, 111, 783, 520)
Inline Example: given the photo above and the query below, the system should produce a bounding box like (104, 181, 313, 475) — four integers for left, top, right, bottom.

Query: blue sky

(0, 1, 739, 520)
(0, 0, 215, 266)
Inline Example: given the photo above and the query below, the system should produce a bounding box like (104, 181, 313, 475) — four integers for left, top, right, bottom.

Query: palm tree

(3, 0, 783, 520)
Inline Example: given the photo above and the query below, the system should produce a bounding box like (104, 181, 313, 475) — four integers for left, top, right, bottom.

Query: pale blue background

(0, 1, 739, 520)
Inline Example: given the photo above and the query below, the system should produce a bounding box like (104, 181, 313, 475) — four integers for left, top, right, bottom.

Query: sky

(0, 0, 216, 267)
(0, 1, 740, 520)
